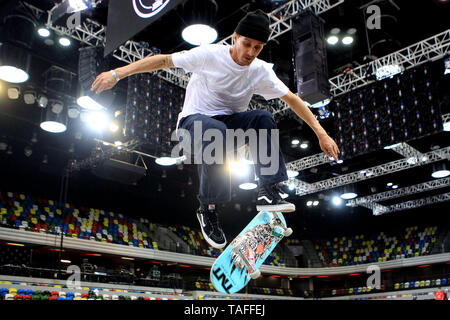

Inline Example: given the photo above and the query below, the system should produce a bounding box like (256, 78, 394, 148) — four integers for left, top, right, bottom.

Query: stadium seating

(314, 226, 439, 267)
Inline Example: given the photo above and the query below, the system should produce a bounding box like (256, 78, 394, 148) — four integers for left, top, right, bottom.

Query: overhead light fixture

(155, 157, 177, 166)
(38, 95, 48, 108)
(228, 160, 251, 177)
(40, 102, 68, 133)
(239, 182, 257, 190)
(332, 196, 343, 206)
(443, 121, 450, 132)
(340, 192, 357, 200)
(77, 95, 104, 111)
(347, 28, 357, 35)
(0, 43, 31, 84)
(312, 200, 319, 206)
(86, 110, 109, 132)
(431, 162, 450, 178)
(59, 37, 71, 47)
(37, 27, 51, 38)
(327, 35, 339, 45)
(291, 139, 300, 145)
(288, 181, 295, 191)
(342, 36, 354, 45)
(68, 0, 90, 12)
(67, 105, 81, 118)
(287, 170, 299, 178)
(23, 91, 36, 104)
(306, 200, 313, 207)
(181, 0, 218, 46)
(7, 87, 20, 100)
(376, 64, 403, 81)
(300, 142, 308, 149)
(182, 24, 218, 46)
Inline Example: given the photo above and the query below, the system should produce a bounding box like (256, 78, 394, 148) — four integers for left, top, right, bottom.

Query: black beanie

(234, 9, 271, 43)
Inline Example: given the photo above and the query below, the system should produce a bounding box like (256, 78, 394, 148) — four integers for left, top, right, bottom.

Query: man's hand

(318, 133, 340, 161)
(91, 71, 118, 94)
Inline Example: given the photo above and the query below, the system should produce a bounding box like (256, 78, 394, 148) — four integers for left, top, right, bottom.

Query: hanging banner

(105, 0, 186, 57)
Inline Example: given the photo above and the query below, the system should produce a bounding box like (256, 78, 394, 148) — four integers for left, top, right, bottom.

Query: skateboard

(210, 211, 292, 294)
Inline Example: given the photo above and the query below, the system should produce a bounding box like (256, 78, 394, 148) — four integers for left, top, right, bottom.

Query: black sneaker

(256, 183, 295, 212)
(196, 205, 227, 249)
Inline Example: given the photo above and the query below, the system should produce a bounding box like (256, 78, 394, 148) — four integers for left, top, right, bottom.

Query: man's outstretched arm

(280, 90, 340, 161)
(91, 54, 174, 94)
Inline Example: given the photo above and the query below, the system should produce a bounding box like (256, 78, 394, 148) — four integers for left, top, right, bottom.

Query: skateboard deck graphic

(210, 211, 291, 294)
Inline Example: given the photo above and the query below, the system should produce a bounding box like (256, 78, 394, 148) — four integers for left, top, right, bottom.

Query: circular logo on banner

(132, 0, 172, 19)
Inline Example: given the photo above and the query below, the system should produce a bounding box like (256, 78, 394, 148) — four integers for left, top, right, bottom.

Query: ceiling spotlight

(288, 182, 295, 191)
(155, 157, 177, 166)
(443, 122, 450, 132)
(59, 37, 71, 47)
(312, 200, 319, 206)
(387, 182, 393, 187)
(7, 87, 20, 99)
(228, 160, 251, 177)
(342, 36, 354, 45)
(68, 0, 89, 12)
(300, 142, 308, 149)
(330, 27, 341, 35)
(340, 192, 358, 200)
(347, 28, 357, 35)
(38, 95, 48, 108)
(67, 105, 80, 118)
(239, 182, 257, 190)
(306, 200, 313, 207)
(327, 36, 339, 45)
(0, 43, 30, 83)
(332, 196, 343, 206)
(23, 91, 36, 104)
(182, 24, 218, 46)
(287, 170, 299, 178)
(0, 66, 29, 84)
(431, 163, 450, 178)
(37, 27, 51, 38)
(51, 101, 64, 114)
(291, 139, 300, 145)
(77, 96, 104, 111)
(86, 111, 109, 132)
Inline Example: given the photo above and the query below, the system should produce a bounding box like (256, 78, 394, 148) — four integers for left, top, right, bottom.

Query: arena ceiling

(0, 0, 448, 238)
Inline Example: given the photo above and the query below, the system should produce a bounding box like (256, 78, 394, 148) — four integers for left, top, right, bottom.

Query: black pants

(177, 110, 288, 205)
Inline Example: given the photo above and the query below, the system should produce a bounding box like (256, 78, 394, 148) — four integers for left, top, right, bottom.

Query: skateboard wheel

(250, 270, 261, 279)
(284, 228, 293, 237)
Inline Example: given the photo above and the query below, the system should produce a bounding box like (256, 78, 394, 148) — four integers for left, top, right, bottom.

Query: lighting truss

(285, 146, 450, 196)
(371, 192, 450, 215)
(329, 29, 450, 97)
(43, 0, 343, 89)
(347, 177, 450, 209)
(286, 153, 332, 172)
(386, 142, 424, 159)
(218, 0, 345, 46)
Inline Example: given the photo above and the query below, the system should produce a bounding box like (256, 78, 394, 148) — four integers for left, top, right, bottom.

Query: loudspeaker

(92, 158, 147, 185)
(78, 46, 115, 106)
(292, 10, 330, 105)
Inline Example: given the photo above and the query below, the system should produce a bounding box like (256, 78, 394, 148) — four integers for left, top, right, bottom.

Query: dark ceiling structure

(0, 0, 449, 240)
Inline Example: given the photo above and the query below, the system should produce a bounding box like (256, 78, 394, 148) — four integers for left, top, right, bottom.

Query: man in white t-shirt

(91, 10, 340, 249)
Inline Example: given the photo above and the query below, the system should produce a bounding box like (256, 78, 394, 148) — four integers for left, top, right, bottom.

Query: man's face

(233, 34, 265, 66)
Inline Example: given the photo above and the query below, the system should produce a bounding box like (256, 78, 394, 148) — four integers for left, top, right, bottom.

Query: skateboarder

(91, 10, 340, 250)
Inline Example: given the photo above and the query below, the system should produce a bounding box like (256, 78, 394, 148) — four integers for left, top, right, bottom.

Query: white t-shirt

(172, 44, 289, 127)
